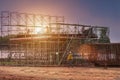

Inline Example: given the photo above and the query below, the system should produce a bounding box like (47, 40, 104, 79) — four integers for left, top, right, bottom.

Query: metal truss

(0, 11, 110, 66)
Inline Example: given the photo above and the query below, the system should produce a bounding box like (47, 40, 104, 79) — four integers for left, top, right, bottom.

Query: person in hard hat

(67, 51, 74, 67)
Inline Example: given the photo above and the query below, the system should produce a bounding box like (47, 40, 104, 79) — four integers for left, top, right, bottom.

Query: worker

(67, 51, 74, 67)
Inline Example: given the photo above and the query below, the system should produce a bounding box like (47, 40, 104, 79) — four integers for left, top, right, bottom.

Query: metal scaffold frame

(79, 43, 120, 66)
(0, 11, 110, 66)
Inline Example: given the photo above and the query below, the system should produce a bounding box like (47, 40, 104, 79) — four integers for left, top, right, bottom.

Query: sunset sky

(0, 0, 120, 42)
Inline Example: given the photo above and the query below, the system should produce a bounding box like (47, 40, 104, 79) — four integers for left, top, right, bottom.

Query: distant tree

(98, 28, 110, 43)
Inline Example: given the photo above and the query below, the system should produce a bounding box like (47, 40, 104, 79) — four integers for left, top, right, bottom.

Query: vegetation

(98, 28, 110, 43)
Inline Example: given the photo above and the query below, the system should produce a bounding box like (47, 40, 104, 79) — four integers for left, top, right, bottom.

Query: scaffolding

(79, 43, 120, 66)
(0, 11, 110, 66)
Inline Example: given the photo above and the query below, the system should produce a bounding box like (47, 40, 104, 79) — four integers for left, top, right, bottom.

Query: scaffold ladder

(59, 36, 74, 65)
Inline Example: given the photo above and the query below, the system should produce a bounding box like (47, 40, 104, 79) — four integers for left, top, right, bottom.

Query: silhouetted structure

(0, 11, 116, 67)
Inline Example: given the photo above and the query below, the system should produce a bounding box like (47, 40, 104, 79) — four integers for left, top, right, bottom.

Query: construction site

(0, 11, 120, 67)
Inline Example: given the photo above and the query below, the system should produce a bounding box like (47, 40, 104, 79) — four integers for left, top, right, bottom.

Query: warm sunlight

(34, 27, 46, 34)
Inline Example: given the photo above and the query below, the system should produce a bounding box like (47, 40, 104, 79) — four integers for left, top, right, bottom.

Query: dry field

(0, 66, 120, 80)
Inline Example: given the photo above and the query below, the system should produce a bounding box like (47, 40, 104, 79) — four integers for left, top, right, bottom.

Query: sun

(34, 27, 46, 34)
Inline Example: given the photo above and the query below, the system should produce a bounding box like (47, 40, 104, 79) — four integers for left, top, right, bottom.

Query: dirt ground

(0, 66, 120, 80)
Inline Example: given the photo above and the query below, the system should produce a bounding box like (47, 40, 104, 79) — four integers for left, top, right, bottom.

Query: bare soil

(0, 66, 120, 80)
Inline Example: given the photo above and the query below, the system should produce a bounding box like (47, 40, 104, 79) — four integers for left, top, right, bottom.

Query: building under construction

(79, 43, 120, 66)
(0, 11, 119, 66)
